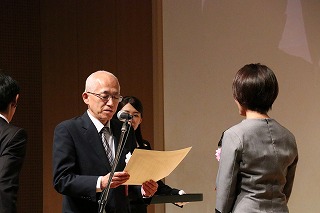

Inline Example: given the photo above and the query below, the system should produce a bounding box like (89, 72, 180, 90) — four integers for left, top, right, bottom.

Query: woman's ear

(234, 99, 246, 116)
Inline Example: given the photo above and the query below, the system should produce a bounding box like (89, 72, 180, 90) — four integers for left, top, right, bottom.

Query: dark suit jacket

(0, 117, 27, 213)
(53, 112, 136, 213)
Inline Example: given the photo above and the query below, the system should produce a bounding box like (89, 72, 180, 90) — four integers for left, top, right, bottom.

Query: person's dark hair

(0, 71, 20, 111)
(117, 96, 144, 146)
(232, 63, 278, 114)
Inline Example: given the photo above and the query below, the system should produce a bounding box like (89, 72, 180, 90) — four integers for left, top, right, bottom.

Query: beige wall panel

(162, 1, 320, 212)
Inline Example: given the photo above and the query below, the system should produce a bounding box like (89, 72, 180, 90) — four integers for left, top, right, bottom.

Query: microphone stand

(98, 120, 131, 213)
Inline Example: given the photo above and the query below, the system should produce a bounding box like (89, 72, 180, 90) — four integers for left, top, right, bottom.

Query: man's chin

(102, 111, 114, 120)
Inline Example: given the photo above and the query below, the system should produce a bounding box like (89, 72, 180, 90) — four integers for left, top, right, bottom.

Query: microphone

(117, 110, 133, 121)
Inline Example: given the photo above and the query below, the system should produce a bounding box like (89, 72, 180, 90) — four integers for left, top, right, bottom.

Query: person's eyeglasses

(87, 92, 123, 102)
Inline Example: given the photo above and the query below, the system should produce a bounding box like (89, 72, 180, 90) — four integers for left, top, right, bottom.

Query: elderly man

(53, 71, 157, 213)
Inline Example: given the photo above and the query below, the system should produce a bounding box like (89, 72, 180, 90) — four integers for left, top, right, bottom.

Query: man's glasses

(87, 92, 123, 102)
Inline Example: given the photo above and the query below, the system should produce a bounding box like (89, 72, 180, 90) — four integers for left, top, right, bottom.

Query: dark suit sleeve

(52, 122, 99, 202)
(156, 180, 180, 195)
(0, 128, 27, 213)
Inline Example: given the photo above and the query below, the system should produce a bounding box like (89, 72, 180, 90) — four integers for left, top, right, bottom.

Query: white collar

(86, 110, 111, 133)
(0, 114, 9, 123)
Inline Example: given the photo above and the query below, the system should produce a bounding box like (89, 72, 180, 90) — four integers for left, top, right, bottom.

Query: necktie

(101, 126, 113, 166)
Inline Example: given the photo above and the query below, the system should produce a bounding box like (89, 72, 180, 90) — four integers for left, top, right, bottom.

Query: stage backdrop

(159, 1, 320, 212)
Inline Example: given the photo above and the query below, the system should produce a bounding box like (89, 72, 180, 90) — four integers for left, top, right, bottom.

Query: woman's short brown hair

(232, 63, 279, 114)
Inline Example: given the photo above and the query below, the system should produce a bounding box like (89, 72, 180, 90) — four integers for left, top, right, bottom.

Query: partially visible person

(52, 71, 157, 213)
(117, 96, 186, 213)
(215, 63, 298, 213)
(215, 132, 223, 162)
(0, 72, 27, 213)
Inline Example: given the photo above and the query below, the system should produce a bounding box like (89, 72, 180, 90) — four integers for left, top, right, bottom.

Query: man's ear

(82, 92, 89, 104)
(7, 94, 19, 122)
(12, 94, 19, 108)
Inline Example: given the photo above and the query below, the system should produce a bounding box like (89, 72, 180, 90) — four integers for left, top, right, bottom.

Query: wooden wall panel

(0, 0, 42, 212)
(1, 1, 154, 212)
(115, 1, 154, 212)
(41, 1, 79, 212)
(76, 0, 117, 107)
(116, 0, 154, 148)
(41, 0, 154, 213)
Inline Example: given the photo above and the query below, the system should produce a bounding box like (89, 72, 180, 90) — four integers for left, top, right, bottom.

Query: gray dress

(215, 119, 298, 213)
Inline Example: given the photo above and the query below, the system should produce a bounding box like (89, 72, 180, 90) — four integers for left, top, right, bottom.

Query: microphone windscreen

(117, 110, 132, 120)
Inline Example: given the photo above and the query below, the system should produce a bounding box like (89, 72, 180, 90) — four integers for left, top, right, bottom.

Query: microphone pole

(98, 120, 131, 213)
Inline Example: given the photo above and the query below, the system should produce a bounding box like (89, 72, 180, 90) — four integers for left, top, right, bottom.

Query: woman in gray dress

(215, 63, 298, 213)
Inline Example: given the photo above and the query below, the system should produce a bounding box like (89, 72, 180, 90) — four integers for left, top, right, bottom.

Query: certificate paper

(123, 147, 192, 185)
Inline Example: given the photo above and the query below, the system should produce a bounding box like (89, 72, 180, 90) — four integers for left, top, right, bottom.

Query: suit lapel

(110, 119, 122, 170)
(81, 112, 112, 171)
(110, 119, 134, 171)
(0, 118, 10, 154)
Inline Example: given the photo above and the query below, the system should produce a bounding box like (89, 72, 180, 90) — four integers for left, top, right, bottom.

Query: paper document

(123, 147, 192, 185)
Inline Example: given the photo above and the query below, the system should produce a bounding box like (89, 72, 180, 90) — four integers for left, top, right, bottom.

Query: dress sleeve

(283, 149, 298, 202)
(215, 130, 242, 213)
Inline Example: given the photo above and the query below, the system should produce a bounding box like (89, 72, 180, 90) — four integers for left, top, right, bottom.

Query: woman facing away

(117, 96, 186, 213)
(215, 63, 298, 213)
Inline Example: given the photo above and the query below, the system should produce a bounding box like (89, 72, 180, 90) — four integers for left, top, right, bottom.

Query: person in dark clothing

(117, 96, 186, 213)
(52, 71, 157, 213)
(0, 72, 27, 213)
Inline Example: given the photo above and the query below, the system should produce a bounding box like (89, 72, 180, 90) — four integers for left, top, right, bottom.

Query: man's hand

(101, 172, 130, 189)
(141, 180, 158, 197)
